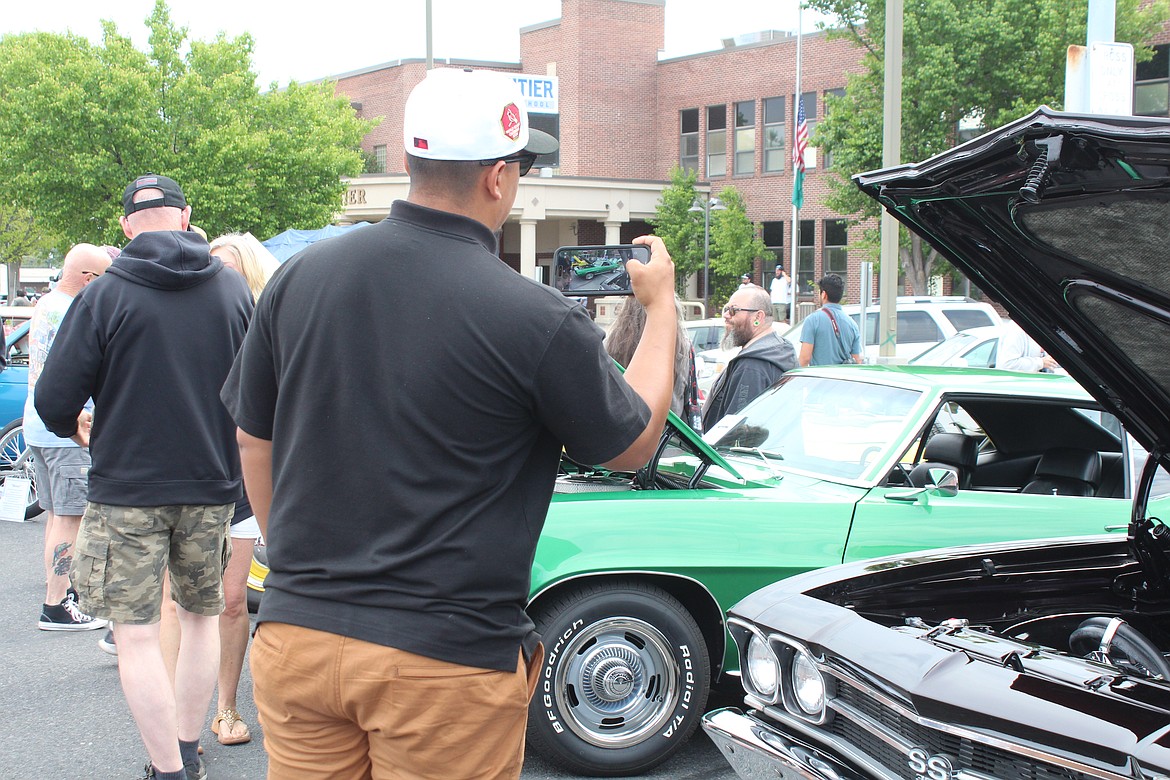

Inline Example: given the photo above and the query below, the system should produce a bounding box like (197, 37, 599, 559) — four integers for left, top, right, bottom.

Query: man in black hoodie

(702, 285, 797, 430)
(36, 174, 252, 780)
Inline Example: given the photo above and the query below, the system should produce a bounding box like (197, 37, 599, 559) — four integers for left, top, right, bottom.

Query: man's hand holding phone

(629, 235, 675, 312)
(599, 233, 677, 471)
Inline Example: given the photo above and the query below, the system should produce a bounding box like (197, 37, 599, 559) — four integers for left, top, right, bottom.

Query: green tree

(807, 0, 1168, 293)
(648, 167, 704, 297)
(0, 1, 373, 245)
(0, 203, 57, 300)
(708, 187, 773, 309)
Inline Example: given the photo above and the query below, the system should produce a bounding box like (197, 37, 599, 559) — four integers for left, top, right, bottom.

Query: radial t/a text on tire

(526, 580, 711, 777)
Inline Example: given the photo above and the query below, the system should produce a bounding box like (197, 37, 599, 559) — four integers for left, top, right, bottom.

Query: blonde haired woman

(200, 232, 279, 745)
(210, 233, 279, 302)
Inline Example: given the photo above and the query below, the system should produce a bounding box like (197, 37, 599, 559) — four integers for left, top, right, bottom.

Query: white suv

(782, 296, 1003, 363)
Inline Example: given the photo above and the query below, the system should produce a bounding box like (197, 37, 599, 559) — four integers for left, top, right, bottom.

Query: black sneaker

(38, 599, 108, 631)
(98, 628, 117, 655)
(139, 760, 205, 780)
(185, 758, 206, 780)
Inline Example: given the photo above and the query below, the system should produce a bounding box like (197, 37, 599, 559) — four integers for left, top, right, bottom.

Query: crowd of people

(23, 67, 1000, 780)
(29, 175, 277, 778)
(23, 69, 677, 780)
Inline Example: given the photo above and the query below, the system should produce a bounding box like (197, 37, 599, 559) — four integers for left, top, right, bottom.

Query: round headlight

(745, 635, 778, 697)
(791, 651, 826, 715)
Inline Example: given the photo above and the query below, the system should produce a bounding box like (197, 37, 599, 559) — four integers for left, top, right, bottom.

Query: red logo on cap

(501, 103, 522, 141)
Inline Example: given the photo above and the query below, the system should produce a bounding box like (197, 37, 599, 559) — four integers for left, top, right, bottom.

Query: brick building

(331, 0, 1170, 309)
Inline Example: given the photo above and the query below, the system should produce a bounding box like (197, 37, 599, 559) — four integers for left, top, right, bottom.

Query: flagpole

(789, 4, 803, 326)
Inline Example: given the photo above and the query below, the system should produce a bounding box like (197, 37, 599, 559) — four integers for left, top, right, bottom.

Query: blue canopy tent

(261, 222, 373, 263)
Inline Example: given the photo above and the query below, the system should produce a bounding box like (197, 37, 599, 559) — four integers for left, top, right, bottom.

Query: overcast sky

(0, 1, 834, 86)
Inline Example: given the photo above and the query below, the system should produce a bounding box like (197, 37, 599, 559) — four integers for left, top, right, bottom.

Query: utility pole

(877, 0, 903, 362)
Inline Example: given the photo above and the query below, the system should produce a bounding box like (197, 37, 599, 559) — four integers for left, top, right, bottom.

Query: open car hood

(854, 107, 1170, 458)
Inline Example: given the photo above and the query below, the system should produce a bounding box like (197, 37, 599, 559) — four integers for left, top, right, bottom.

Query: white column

(520, 220, 538, 281)
(603, 221, 621, 245)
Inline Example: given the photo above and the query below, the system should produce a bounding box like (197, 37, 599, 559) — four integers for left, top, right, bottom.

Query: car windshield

(704, 375, 922, 480)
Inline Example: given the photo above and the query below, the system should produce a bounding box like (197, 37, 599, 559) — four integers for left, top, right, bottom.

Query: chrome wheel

(0, 419, 38, 518)
(554, 616, 679, 748)
(528, 581, 710, 775)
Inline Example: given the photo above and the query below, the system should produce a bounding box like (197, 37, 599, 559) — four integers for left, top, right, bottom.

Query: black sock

(151, 767, 184, 780)
(179, 738, 201, 767)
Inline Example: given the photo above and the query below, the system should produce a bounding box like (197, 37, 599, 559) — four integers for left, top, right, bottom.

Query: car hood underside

(854, 108, 1170, 458)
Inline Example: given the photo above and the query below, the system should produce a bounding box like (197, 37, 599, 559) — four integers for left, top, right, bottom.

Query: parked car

(782, 296, 1002, 363)
(702, 108, 1170, 780)
(0, 319, 31, 426)
(248, 361, 1140, 775)
(908, 324, 1003, 367)
(0, 320, 38, 519)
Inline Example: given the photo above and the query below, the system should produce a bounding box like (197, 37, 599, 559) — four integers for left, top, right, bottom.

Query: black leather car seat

(908, 433, 979, 489)
(1021, 447, 1102, 496)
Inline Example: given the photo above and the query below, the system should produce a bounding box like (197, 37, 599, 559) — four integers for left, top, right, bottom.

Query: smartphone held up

(552, 244, 650, 296)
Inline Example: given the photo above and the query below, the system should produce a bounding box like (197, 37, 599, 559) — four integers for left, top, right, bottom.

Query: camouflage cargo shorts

(71, 502, 233, 624)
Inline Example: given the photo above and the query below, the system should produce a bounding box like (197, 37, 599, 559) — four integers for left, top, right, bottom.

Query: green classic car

(249, 365, 1139, 776)
(570, 258, 624, 278)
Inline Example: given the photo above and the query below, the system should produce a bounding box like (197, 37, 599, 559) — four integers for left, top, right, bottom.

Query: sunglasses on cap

(480, 151, 539, 176)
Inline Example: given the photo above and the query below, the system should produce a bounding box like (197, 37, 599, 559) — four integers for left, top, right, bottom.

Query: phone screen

(551, 245, 651, 296)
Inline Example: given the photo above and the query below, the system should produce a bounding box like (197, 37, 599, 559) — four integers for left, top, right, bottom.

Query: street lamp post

(689, 196, 725, 315)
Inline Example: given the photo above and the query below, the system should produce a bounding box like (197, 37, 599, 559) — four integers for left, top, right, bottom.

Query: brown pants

(250, 622, 542, 780)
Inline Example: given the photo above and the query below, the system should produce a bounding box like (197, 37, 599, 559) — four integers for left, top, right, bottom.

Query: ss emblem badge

(908, 747, 955, 780)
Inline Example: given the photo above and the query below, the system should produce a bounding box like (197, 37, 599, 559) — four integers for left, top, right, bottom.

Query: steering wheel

(890, 462, 914, 486)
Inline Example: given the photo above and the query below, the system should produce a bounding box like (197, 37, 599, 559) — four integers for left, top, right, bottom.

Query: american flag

(792, 97, 808, 209)
(793, 98, 808, 173)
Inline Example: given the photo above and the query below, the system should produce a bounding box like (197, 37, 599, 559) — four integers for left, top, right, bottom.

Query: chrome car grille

(828, 681, 1093, 780)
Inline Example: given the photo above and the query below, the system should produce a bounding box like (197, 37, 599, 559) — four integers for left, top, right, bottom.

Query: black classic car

(701, 107, 1170, 780)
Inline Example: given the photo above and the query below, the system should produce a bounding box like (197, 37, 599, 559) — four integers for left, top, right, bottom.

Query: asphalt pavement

(0, 515, 737, 779)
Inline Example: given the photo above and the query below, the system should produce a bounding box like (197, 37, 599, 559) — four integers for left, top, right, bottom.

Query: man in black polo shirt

(221, 68, 677, 779)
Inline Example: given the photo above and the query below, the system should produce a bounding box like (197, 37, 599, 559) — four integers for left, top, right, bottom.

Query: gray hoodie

(701, 331, 796, 430)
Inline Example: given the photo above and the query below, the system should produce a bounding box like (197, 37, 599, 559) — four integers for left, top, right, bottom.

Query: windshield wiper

(728, 446, 785, 474)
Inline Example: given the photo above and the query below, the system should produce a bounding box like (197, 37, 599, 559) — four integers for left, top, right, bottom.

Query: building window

(823, 219, 849, 287)
(1136, 43, 1169, 117)
(797, 92, 818, 170)
(373, 144, 387, 173)
(530, 113, 561, 168)
(797, 219, 815, 297)
(762, 221, 784, 257)
(707, 104, 727, 178)
(821, 88, 845, 169)
(763, 96, 785, 173)
(680, 108, 699, 172)
(734, 100, 755, 176)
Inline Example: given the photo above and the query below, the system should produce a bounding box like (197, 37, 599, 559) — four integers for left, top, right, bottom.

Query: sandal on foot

(211, 708, 252, 745)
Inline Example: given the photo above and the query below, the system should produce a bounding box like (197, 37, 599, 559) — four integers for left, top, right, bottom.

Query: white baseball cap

(403, 68, 559, 162)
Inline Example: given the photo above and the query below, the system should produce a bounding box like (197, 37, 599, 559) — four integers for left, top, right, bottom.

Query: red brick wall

(1145, 0, 1169, 45)
(330, 0, 1168, 307)
(521, 0, 666, 177)
(333, 63, 418, 175)
(655, 31, 868, 301)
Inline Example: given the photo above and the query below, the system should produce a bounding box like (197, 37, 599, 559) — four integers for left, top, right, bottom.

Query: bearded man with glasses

(702, 286, 796, 431)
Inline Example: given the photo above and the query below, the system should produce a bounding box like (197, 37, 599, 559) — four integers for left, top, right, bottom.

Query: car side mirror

(926, 467, 959, 496)
(886, 467, 959, 503)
